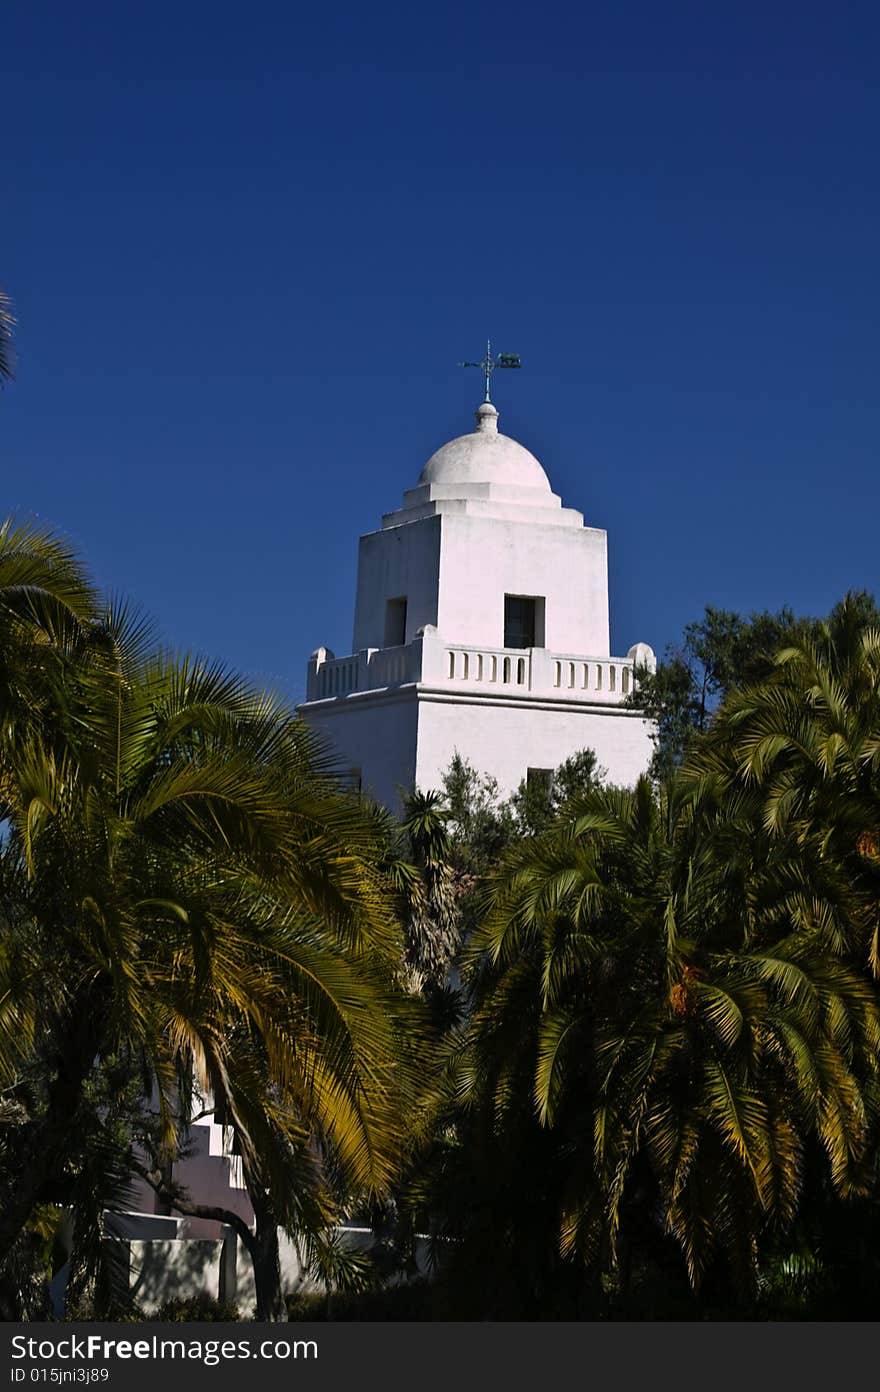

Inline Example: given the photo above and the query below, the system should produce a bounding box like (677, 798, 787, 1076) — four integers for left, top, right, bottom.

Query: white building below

(299, 399, 655, 807)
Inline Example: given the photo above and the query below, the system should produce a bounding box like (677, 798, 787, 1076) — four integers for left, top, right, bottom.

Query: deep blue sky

(4, 2, 879, 702)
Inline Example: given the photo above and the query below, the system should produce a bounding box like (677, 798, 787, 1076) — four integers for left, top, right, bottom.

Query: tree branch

(128, 1154, 256, 1257)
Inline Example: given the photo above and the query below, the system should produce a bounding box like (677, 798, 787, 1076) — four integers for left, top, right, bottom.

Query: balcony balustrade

(306, 629, 651, 705)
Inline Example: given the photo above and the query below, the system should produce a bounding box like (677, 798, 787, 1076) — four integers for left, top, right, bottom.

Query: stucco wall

(301, 683, 653, 811)
(300, 688, 419, 809)
(435, 514, 610, 654)
(353, 516, 442, 651)
(108, 1228, 379, 1317)
(126, 1239, 223, 1312)
(414, 691, 654, 797)
(352, 511, 610, 659)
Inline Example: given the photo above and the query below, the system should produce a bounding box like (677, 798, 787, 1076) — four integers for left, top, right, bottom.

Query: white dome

(381, 401, 584, 530)
(418, 403, 552, 493)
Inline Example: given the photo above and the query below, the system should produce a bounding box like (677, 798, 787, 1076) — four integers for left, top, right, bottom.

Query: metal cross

(459, 339, 522, 403)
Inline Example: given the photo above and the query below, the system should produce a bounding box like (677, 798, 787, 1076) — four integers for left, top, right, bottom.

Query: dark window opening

(527, 767, 554, 795)
(385, 597, 407, 647)
(504, 595, 544, 648)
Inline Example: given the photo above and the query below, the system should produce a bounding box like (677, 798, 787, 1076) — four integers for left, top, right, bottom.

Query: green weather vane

(459, 339, 522, 403)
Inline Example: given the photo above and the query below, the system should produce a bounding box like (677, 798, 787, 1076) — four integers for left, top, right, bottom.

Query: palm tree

(0, 559, 419, 1317)
(454, 773, 880, 1305)
(687, 593, 880, 972)
(0, 517, 97, 767)
(391, 790, 460, 990)
(0, 289, 15, 386)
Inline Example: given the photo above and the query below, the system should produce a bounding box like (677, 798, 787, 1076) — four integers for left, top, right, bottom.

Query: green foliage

(439, 747, 605, 866)
(298, 1228, 376, 1297)
(632, 593, 880, 780)
(509, 748, 604, 834)
(5, 505, 880, 1321)
(440, 753, 516, 874)
(631, 603, 800, 776)
(286, 1279, 434, 1321)
(0, 1205, 61, 1321)
(406, 591, 880, 1313)
(398, 790, 460, 987)
(156, 1294, 240, 1322)
(0, 515, 422, 1320)
(434, 768, 880, 1305)
(629, 653, 702, 781)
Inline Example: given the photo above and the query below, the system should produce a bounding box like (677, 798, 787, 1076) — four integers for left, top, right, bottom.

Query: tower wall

(435, 514, 610, 654)
(414, 693, 653, 798)
(300, 682, 653, 813)
(352, 515, 441, 651)
(302, 400, 655, 811)
(301, 688, 420, 810)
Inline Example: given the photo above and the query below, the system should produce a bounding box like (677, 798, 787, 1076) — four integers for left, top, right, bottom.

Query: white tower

(299, 400, 656, 808)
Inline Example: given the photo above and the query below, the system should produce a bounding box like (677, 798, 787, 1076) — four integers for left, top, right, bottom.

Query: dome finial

(458, 339, 522, 404)
(475, 401, 499, 433)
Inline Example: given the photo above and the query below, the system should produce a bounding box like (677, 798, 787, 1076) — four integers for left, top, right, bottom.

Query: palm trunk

(246, 1175, 288, 1322)
(204, 1085, 288, 1321)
